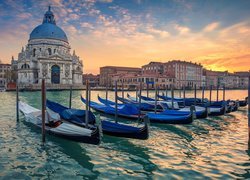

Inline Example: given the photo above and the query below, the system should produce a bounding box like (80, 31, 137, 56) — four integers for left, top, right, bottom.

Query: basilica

(17, 6, 83, 85)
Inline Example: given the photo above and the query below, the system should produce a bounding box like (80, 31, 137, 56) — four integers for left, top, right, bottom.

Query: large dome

(29, 6, 68, 43)
(29, 23, 68, 42)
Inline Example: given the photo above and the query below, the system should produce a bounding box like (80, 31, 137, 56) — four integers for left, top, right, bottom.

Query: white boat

(19, 101, 101, 145)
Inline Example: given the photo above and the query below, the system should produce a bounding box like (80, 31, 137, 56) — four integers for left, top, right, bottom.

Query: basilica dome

(29, 6, 68, 42)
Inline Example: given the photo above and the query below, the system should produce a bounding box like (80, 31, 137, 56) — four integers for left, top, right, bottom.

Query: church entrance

(51, 65, 60, 84)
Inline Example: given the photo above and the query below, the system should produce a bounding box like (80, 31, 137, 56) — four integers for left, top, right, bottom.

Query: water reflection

(101, 135, 158, 177)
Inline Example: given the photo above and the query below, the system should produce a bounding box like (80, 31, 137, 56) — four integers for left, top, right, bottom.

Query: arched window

(33, 49, 36, 57)
(21, 64, 30, 69)
(48, 48, 52, 55)
(54, 49, 56, 53)
(51, 65, 60, 84)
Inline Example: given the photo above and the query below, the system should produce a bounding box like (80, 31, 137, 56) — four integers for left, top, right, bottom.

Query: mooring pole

(154, 84, 157, 114)
(85, 80, 89, 128)
(122, 82, 124, 98)
(16, 83, 19, 121)
(105, 84, 108, 101)
(202, 85, 205, 105)
(183, 85, 186, 107)
(166, 85, 168, 98)
(157, 86, 159, 101)
(248, 71, 250, 140)
(69, 85, 72, 109)
(146, 83, 149, 98)
(138, 82, 142, 120)
(194, 84, 197, 106)
(88, 84, 91, 112)
(216, 83, 219, 102)
(223, 85, 226, 101)
(41, 79, 46, 144)
(115, 80, 118, 123)
(179, 85, 182, 98)
(136, 86, 138, 102)
(209, 85, 212, 105)
(171, 84, 174, 110)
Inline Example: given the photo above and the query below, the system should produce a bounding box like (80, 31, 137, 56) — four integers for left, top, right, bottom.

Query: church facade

(17, 7, 83, 85)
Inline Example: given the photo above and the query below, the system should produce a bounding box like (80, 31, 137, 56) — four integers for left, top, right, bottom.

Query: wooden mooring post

(183, 85, 186, 107)
(171, 84, 174, 110)
(16, 83, 19, 121)
(166, 85, 168, 98)
(138, 82, 142, 120)
(154, 84, 158, 114)
(202, 85, 205, 105)
(69, 85, 72, 109)
(209, 85, 212, 105)
(146, 83, 149, 98)
(216, 84, 219, 102)
(136, 86, 138, 102)
(105, 84, 108, 101)
(122, 82, 124, 99)
(41, 79, 46, 144)
(248, 72, 250, 140)
(85, 80, 89, 128)
(194, 84, 197, 106)
(115, 81, 118, 123)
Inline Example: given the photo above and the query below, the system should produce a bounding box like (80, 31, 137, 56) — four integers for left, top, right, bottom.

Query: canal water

(0, 89, 249, 179)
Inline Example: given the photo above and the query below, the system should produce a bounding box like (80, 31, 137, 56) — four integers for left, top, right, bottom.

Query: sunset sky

(0, 0, 249, 74)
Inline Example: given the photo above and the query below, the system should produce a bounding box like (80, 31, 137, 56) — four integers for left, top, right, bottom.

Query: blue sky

(0, 0, 249, 73)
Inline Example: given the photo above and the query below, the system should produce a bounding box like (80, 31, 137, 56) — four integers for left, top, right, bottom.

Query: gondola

(127, 94, 163, 111)
(239, 97, 248, 107)
(47, 99, 149, 140)
(127, 94, 208, 119)
(146, 106, 195, 124)
(19, 101, 101, 145)
(81, 96, 142, 120)
(100, 95, 156, 112)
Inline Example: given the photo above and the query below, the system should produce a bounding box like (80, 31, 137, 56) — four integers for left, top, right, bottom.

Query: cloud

(146, 26, 170, 38)
(0, 0, 249, 74)
(174, 24, 190, 35)
(203, 22, 220, 32)
(98, 0, 113, 3)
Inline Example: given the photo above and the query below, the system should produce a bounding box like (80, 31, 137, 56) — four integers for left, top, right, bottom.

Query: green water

(0, 90, 249, 179)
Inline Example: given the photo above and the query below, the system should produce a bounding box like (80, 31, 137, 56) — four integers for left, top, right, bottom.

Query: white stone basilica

(17, 6, 83, 85)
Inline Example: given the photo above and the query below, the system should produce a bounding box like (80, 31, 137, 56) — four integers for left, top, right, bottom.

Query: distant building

(0, 63, 11, 88)
(16, 6, 83, 86)
(112, 73, 174, 90)
(142, 62, 164, 75)
(99, 66, 141, 87)
(203, 69, 227, 88)
(163, 60, 203, 89)
(203, 70, 248, 89)
(82, 74, 100, 87)
(234, 71, 249, 89)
